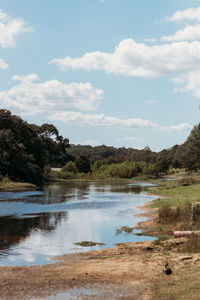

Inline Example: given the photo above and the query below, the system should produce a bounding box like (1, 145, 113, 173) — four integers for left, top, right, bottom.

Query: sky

(0, 0, 200, 151)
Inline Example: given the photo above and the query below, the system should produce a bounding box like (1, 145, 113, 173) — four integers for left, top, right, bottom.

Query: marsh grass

(154, 262, 200, 300)
(180, 234, 200, 253)
(0, 176, 36, 190)
(158, 203, 192, 224)
(116, 226, 134, 234)
(149, 172, 200, 299)
(75, 241, 105, 247)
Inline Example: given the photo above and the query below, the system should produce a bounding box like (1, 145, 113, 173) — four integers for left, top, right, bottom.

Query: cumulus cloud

(173, 70, 200, 98)
(0, 74, 103, 115)
(159, 123, 193, 132)
(49, 39, 200, 78)
(0, 58, 8, 69)
(163, 6, 200, 23)
(50, 111, 192, 132)
(161, 24, 200, 42)
(0, 9, 33, 48)
(50, 111, 158, 128)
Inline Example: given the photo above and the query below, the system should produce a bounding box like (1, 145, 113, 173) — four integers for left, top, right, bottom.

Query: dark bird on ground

(163, 263, 172, 275)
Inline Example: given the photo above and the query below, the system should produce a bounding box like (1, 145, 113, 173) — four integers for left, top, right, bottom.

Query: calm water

(0, 181, 157, 266)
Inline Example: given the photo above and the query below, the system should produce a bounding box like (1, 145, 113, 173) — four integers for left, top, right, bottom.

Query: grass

(75, 241, 105, 247)
(116, 226, 134, 234)
(149, 177, 200, 208)
(146, 171, 200, 299)
(154, 262, 200, 300)
(179, 234, 200, 253)
(0, 177, 36, 191)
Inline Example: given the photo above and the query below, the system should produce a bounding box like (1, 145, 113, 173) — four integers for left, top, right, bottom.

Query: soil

(0, 240, 163, 300)
(0, 202, 194, 300)
(0, 237, 198, 300)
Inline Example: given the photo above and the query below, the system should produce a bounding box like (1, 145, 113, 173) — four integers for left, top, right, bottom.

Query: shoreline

(1, 174, 199, 299)
(0, 181, 161, 299)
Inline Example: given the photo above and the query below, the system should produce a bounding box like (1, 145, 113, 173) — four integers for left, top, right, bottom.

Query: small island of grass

(75, 241, 105, 247)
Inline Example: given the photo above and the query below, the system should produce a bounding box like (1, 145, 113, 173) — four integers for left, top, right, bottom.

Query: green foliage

(158, 203, 192, 225)
(180, 234, 200, 253)
(54, 159, 169, 181)
(178, 124, 200, 171)
(116, 226, 134, 234)
(62, 161, 77, 173)
(75, 241, 105, 247)
(67, 144, 158, 164)
(75, 155, 91, 173)
(0, 109, 72, 185)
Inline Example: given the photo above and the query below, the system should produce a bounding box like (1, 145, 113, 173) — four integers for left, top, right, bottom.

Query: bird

(163, 263, 172, 275)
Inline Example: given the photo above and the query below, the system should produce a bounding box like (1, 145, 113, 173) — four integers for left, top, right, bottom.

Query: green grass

(149, 180, 200, 208)
(0, 177, 36, 190)
(143, 171, 200, 300)
(75, 241, 105, 247)
(154, 262, 200, 300)
(116, 226, 134, 234)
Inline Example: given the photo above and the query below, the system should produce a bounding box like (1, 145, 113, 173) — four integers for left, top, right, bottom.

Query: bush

(158, 203, 192, 224)
(62, 161, 77, 173)
(180, 234, 200, 253)
(178, 176, 197, 186)
(75, 155, 91, 173)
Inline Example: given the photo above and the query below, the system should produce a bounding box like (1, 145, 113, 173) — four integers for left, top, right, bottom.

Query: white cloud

(50, 111, 158, 128)
(159, 123, 193, 132)
(49, 39, 200, 78)
(161, 24, 200, 42)
(0, 58, 8, 69)
(0, 9, 33, 48)
(173, 70, 200, 98)
(163, 6, 200, 23)
(50, 111, 192, 132)
(0, 74, 103, 115)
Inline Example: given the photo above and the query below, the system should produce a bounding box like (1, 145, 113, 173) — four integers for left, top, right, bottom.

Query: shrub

(180, 234, 200, 253)
(158, 203, 192, 224)
(62, 161, 77, 173)
(75, 155, 91, 173)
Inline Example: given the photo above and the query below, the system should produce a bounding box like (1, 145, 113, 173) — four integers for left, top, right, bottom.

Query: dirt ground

(0, 236, 196, 300)
(1, 203, 197, 300)
(0, 241, 161, 300)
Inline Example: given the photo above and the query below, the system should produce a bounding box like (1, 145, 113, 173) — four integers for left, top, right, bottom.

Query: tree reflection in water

(0, 211, 67, 252)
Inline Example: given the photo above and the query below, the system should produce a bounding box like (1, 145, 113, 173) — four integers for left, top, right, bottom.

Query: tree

(179, 124, 200, 171)
(75, 155, 91, 173)
(0, 109, 72, 185)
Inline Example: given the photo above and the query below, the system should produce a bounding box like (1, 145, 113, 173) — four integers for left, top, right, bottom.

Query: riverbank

(0, 179, 36, 191)
(0, 236, 199, 300)
(0, 172, 200, 299)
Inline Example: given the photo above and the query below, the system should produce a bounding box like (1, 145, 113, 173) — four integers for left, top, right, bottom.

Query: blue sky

(0, 0, 200, 150)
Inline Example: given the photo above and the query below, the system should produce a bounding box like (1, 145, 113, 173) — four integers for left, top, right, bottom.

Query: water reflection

(0, 181, 157, 266)
(0, 212, 67, 251)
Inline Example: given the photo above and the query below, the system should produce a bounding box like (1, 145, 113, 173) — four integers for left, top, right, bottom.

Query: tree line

(0, 109, 200, 185)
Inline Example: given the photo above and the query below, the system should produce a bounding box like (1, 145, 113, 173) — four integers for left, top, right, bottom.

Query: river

(0, 181, 157, 266)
